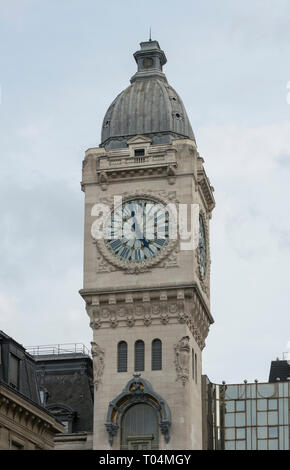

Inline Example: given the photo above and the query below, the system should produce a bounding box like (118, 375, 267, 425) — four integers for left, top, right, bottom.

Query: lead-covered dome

(100, 40, 195, 150)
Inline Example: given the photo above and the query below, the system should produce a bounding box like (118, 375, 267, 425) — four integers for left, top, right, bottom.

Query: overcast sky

(1, 0, 290, 383)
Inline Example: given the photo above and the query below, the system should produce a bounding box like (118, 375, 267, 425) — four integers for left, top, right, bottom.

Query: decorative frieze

(84, 286, 213, 350)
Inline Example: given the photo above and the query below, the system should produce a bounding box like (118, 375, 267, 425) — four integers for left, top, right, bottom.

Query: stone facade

(80, 40, 215, 450)
(0, 379, 63, 450)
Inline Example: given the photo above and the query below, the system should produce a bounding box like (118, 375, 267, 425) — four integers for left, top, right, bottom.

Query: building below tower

(202, 368, 290, 450)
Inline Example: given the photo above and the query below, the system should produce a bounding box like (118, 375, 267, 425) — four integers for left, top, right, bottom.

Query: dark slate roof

(0, 330, 40, 404)
(34, 353, 94, 433)
(100, 40, 195, 149)
(268, 360, 290, 382)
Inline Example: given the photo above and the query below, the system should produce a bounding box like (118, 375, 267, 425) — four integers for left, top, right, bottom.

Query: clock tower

(80, 40, 215, 450)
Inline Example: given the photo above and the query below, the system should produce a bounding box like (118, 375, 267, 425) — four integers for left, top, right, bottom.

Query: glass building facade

(202, 377, 290, 450)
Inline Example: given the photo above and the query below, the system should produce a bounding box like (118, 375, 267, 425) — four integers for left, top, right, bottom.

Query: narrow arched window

(195, 353, 197, 384)
(117, 341, 128, 372)
(192, 348, 195, 379)
(135, 340, 144, 371)
(152, 339, 162, 370)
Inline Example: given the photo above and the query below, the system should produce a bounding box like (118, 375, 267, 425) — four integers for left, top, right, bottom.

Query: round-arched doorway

(121, 403, 159, 450)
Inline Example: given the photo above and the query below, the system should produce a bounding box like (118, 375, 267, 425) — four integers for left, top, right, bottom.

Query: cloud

(198, 120, 290, 382)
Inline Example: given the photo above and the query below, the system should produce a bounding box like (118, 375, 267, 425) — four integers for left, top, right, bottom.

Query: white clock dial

(104, 199, 170, 264)
(198, 214, 207, 277)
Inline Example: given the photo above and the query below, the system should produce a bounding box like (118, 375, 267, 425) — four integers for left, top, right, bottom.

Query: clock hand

(130, 208, 153, 250)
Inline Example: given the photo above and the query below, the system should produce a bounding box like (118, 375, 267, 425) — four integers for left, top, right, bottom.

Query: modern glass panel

(268, 427, 278, 438)
(238, 385, 246, 399)
(257, 399, 267, 411)
(226, 401, 235, 412)
(225, 386, 238, 399)
(252, 427, 257, 450)
(236, 440, 246, 450)
(225, 441, 235, 450)
(236, 428, 245, 439)
(257, 411, 267, 426)
(236, 413, 245, 426)
(257, 427, 267, 439)
(257, 384, 275, 398)
(225, 414, 235, 427)
(279, 426, 284, 450)
(257, 439, 267, 450)
(283, 398, 289, 425)
(251, 400, 257, 425)
(268, 411, 278, 425)
(225, 428, 235, 440)
(236, 401, 245, 412)
(268, 439, 278, 450)
(268, 399, 277, 410)
(247, 428, 252, 450)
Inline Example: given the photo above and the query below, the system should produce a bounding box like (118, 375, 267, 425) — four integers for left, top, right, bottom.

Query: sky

(0, 0, 290, 383)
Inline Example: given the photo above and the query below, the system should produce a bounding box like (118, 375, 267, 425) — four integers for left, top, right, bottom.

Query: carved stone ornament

(174, 336, 190, 385)
(91, 342, 105, 390)
(94, 190, 179, 274)
(105, 374, 172, 446)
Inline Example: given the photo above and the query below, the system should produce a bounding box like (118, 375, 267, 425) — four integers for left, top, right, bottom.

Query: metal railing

(282, 351, 290, 361)
(25, 343, 91, 357)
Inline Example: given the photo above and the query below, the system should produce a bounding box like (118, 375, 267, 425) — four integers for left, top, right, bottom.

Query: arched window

(152, 339, 162, 370)
(118, 341, 128, 372)
(134, 340, 144, 371)
(195, 353, 197, 384)
(192, 348, 195, 379)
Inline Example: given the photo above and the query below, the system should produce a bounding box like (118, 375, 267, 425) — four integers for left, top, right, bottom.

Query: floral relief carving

(109, 316, 118, 328)
(126, 315, 135, 327)
(84, 287, 212, 349)
(174, 336, 190, 386)
(160, 312, 169, 324)
(91, 342, 105, 390)
(143, 314, 152, 326)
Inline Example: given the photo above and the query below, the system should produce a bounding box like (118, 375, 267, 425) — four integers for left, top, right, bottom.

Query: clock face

(104, 199, 170, 264)
(198, 215, 207, 277)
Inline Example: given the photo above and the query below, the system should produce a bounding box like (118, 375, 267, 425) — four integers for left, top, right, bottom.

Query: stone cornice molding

(0, 383, 64, 438)
(81, 284, 213, 350)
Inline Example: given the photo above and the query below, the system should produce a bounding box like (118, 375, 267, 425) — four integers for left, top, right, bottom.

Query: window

(9, 354, 20, 389)
(134, 149, 145, 157)
(11, 440, 24, 450)
(61, 421, 69, 433)
(152, 339, 162, 371)
(135, 340, 144, 371)
(118, 341, 128, 372)
(195, 354, 197, 384)
(192, 349, 194, 379)
(121, 404, 158, 450)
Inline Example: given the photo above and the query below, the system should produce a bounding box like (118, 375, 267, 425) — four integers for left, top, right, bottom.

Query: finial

(149, 27, 152, 42)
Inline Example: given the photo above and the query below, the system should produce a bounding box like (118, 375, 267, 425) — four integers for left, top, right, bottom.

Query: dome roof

(100, 40, 195, 149)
